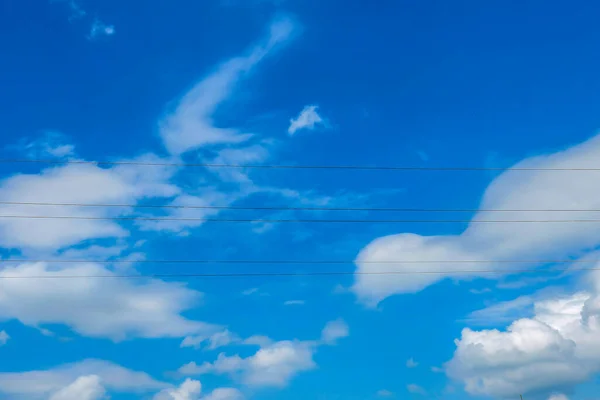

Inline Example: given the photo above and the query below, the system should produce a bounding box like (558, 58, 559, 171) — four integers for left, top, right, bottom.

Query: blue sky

(2, 1, 600, 399)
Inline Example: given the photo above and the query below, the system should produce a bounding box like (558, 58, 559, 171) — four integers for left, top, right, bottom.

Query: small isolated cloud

(406, 358, 418, 368)
(283, 300, 305, 306)
(0, 331, 9, 346)
(89, 19, 115, 40)
(320, 319, 349, 345)
(242, 288, 259, 296)
(547, 395, 569, 400)
(406, 384, 426, 395)
(377, 389, 393, 397)
(288, 105, 324, 135)
(430, 366, 443, 373)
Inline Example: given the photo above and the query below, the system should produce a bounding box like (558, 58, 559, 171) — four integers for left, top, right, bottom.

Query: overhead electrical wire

(0, 266, 596, 279)
(1, 200, 599, 213)
(0, 258, 594, 264)
(0, 215, 600, 223)
(1, 157, 600, 171)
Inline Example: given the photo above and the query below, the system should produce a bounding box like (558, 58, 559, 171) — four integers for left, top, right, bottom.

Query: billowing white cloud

(180, 319, 348, 388)
(49, 375, 105, 400)
(159, 16, 296, 155)
(154, 378, 201, 400)
(0, 155, 179, 251)
(447, 270, 600, 398)
(0, 359, 166, 399)
(0, 262, 219, 340)
(354, 134, 600, 305)
(320, 318, 349, 345)
(288, 105, 324, 135)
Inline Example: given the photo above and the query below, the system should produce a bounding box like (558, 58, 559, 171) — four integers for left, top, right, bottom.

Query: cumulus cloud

(0, 359, 166, 399)
(0, 155, 179, 251)
(49, 375, 105, 400)
(377, 389, 393, 397)
(447, 270, 600, 398)
(154, 379, 201, 400)
(0, 262, 219, 341)
(159, 16, 296, 155)
(288, 105, 324, 135)
(180, 319, 348, 388)
(353, 134, 600, 306)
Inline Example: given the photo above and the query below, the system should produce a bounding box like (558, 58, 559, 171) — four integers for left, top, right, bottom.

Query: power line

(1, 200, 600, 213)
(2, 158, 600, 171)
(0, 258, 593, 264)
(0, 266, 595, 279)
(1, 215, 600, 223)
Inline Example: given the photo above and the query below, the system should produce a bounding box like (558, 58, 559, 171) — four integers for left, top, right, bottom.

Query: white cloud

(353, 134, 600, 306)
(406, 384, 426, 395)
(200, 340, 316, 387)
(430, 366, 443, 373)
(242, 288, 259, 296)
(154, 380, 243, 400)
(9, 131, 75, 159)
(320, 318, 349, 345)
(49, 375, 105, 400)
(0, 330, 9, 346)
(181, 329, 240, 350)
(180, 319, 347, 388)
(89, 19, 115, 40)
(288, 105, 324, 135)
(406, 358, 418, 368)
(0, 261, 219, 341)
(203, 388, 243, 400)
(283, 300, 305, 306)
(159, 16, 296, 155)
(446, 270, 600, 398)
(0, 359, 166, 398)
(548, 395, 569, 400)
(376, 389, 393, 397)
(154, 379, 201, 400)
(0, 154, 179, 251)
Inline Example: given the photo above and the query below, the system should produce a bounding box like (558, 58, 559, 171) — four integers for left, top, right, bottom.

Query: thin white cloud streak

(288, 105, 323, 135)
(49, 375, 105, 400)
(0, 330, 9, 346)
(159, 16, 297, 155)
(353, 134, 600, 306)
